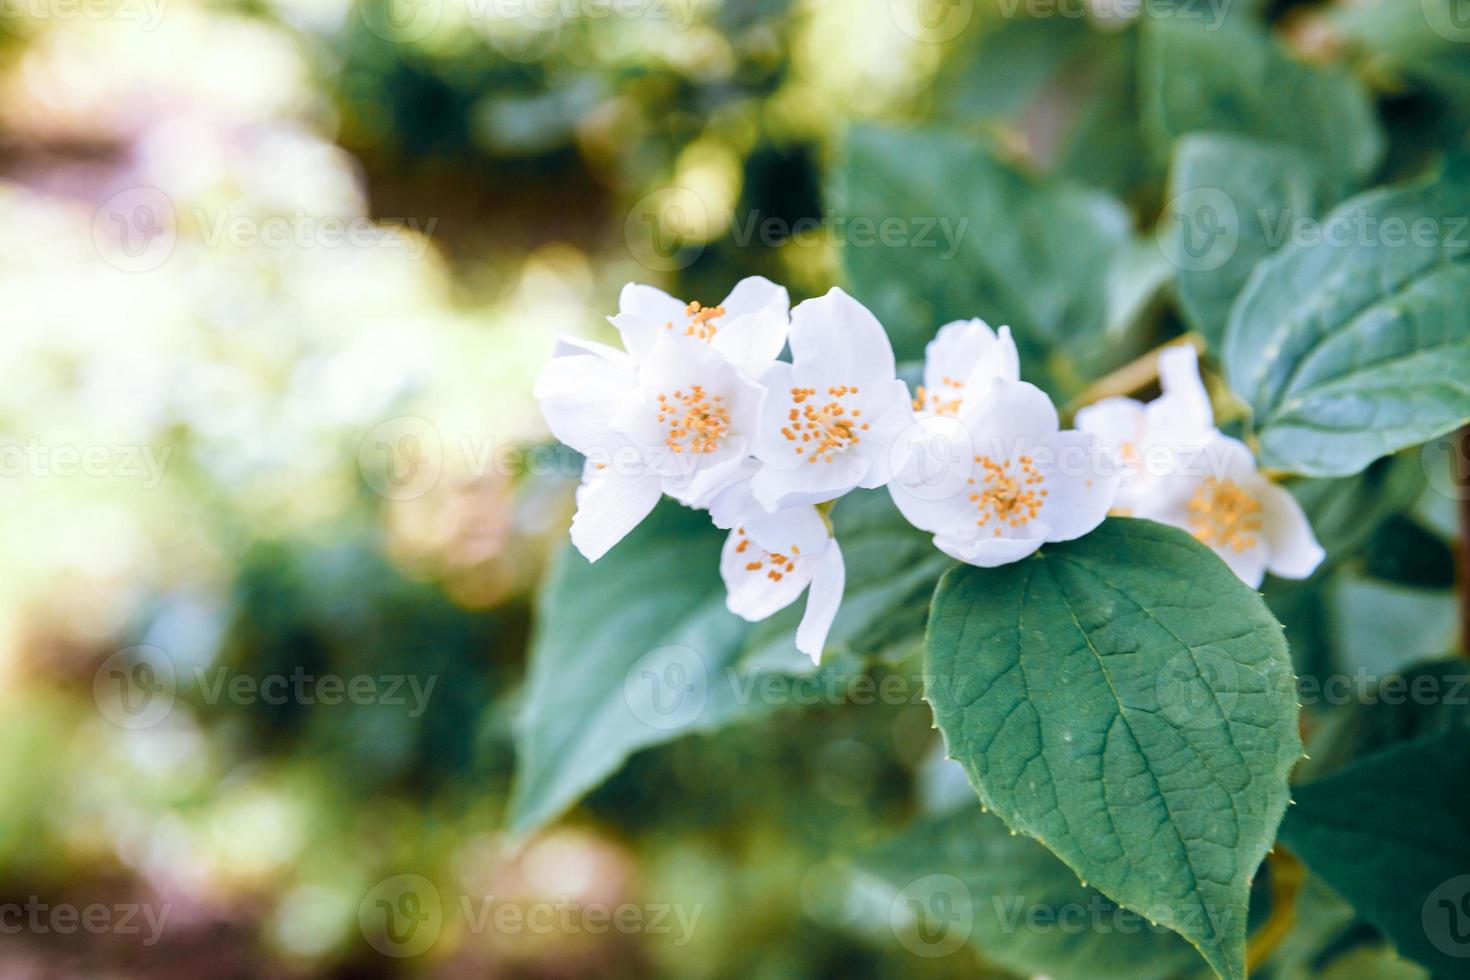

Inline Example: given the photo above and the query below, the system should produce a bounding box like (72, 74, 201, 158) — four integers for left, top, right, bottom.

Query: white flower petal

(923, 318, 1019, 403)
(1034, 430, 1119, 541)
(720, 527, 815, 621)
(1259, 482, 1326, 580)
(1213, 539, 1270, 589)
(1145, 344, 1215, 447)
(959, 379, 1060, 457)
(618, 281, 688, 323)
(703, 277, 791, 378)
(611, 330, 763, 501)
(745, 504, 830, 556)
(611, 283, 689, 360)
(534, 352, 635, 457)
(752, 450, 868, 510)
(719, 276, 790, 323)
(934, 531, 1045, 568)
(1075, 396, 1146, 450)
(710, 313, 787, 380)
(607, 312, 663, 362)
(708, 463, 762, 530)
(796, 541, 845, 664)
(552, 332, 633, 365)
(569, 464, 662, 562)
(667, 439, 752, 509)
(851, 378, 920, 488)
(788, 287, 896, 387)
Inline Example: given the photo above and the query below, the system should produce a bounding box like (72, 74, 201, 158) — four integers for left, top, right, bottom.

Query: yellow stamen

(1187, 478, 1263, 553)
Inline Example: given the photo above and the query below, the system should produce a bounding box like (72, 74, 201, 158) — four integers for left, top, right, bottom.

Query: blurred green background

(0, 0, 1464, 976)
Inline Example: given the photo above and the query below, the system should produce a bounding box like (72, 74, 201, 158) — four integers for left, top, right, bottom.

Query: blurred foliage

(0, 0, 1465, 976)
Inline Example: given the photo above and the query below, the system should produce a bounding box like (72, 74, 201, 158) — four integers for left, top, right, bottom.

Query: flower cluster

(536, 279, 1324, 663)
(1076, 345, 1324, 587)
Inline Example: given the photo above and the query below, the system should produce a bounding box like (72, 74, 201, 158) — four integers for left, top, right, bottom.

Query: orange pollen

(733, 533, 801, 582)
(913, 384, 962, 416)
(656, 385, 730, 455)
(1186, 478, 1263, 553)
(664, 301, 725, 342)
(784, 385, 861, 463)
(971, 454, 1046, 530)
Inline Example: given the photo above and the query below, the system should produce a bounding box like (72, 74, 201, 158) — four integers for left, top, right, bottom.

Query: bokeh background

(1, 0, 1466, 976)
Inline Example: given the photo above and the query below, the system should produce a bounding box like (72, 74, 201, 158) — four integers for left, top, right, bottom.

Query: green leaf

(1287, 452, 1427, 563)
(939, 15, 1093, 122)
(831, 126, 1131, 375)
(1224, 164, 1470, 476)
(1329, 0, 1470, 104)
(739, 490, 951, 667)
(1280, 725, 1470, 977)
(510, 501, 770, 835)
(1300, 657, 1470, 780)
(1165, 133, 1340, 350)
(924, 518, 1301, 980)
(1054, 27, 1158, 201)
(1139, 15, 1383, 183)
(1328, 574, 1459, 677)
(856, 805, 1201, 979)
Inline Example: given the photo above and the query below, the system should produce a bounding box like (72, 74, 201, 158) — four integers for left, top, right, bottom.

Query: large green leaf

(739, 489, 951, 667)
(510, 501, 770, 835)
(1280, 726, 1470, 977)
(1139, 15, 1383, 183)
(830, 126, 1131, 373)
(924, 518, 1300, 980)
(856, 804, 1201, 979)
(1165, 133, 1340, 350)
(1224, 163, 1470, 476)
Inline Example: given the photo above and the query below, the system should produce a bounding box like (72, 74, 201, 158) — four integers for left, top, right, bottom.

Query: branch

(1245, 848, 1304, 974)
(1457, 426, 1470, 656)
(1061, 334, 1206, 420)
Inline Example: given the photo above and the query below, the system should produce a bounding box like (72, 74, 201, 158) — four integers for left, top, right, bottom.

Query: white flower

(611, 277, 790, 380)
(709, 471, 844, 663)
(750, 288, 914, 510)
(1145, 434, 1325, 588)
(912, 318, 1019, 417)
(1074, 344, 1215, 514)
(1076, 344, 1324, 587)
(888, 378, 1118, 567)
(534, 277, 789, 561)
